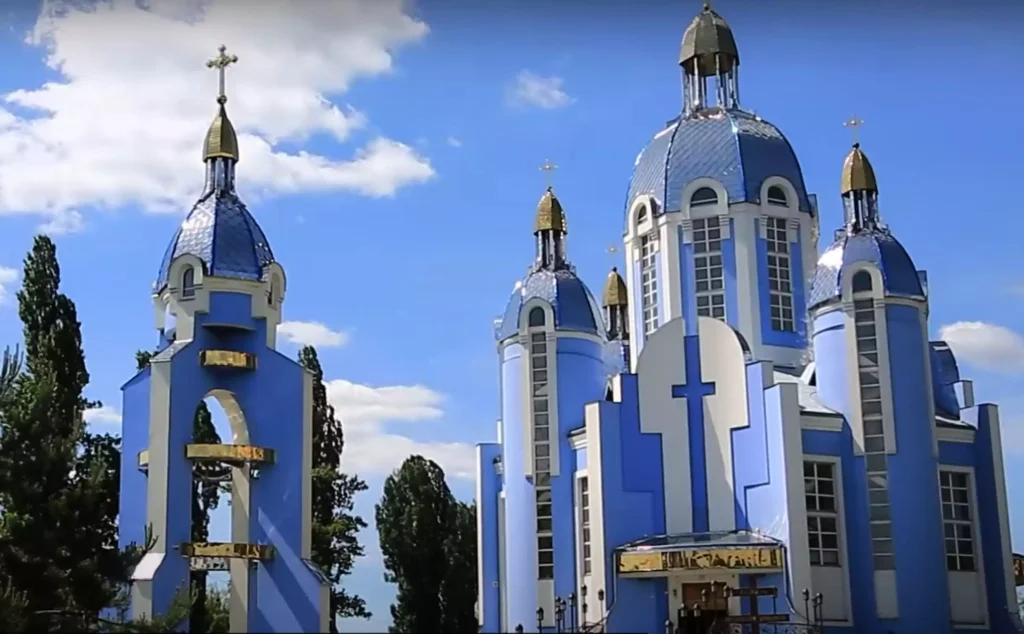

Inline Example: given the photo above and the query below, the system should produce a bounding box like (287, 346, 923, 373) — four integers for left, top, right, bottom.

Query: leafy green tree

(298, 346, 370, 629)
(0, 236, 124, 627)
(135, 350, 223, 632)
(375, 455, 477, 634)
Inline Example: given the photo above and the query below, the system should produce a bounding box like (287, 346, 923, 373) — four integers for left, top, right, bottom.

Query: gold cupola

(203, 46, 240, 163)
(840, 143, 877, 195)
(680, 2, 739, 77)
(602, 268, 628, 307)
(534, 187, 567, 235)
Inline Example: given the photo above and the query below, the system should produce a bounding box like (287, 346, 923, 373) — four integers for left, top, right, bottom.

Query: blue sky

(1, 0, 1023, 631)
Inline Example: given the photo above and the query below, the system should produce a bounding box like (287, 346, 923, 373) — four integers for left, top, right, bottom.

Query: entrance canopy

(616, 530, 785, 577)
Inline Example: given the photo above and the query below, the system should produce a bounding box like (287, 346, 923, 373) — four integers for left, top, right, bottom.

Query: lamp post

(516, 625, 524, 634)
(813, 593, 824, 631)
(568, 592, 577, 633)
(802, 589, 810, 626)
(555, 598, 565, 633)
(581, 584, 588, 630)
(537, 607, 544, 633)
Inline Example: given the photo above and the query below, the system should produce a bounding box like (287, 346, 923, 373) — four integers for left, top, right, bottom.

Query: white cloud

(38, 209, 84, 235)
(446, 136, 462, 148)
(326, 379, 475, 479)
(938, 321, 1024, 372)
(507, 70, 574, 110)
(0, 0, 435, 223)
(84, 404, 122, 433)
(0, 266, 17, 306)
(278, 320, 349, 348)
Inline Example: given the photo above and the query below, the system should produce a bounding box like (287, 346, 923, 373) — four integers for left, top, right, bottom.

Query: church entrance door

(675, 582, 729, 634)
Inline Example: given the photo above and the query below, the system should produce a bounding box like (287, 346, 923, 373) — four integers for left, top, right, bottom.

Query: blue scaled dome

(626, 109, 811, 217)
(808, 143, 924, 309)
(154, 73, 275, 292)
(808, 230, 923, 309)
(155, 191, 275, 290)
(496, 185, 605, 342)
(497, 268, 605, 342)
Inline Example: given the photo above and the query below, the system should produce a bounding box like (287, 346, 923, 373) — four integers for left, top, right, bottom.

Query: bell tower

(118, 45, 330, 633)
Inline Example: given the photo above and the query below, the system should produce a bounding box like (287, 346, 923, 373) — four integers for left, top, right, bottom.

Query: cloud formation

(0, 0, 435, 229)
(0, 267, 16, 306)
(326, 379, 475, 480)
(938, 321, 1024, 373)
(84, 404, 122, 433)
(278, 321, 349, 348)
(508, 70, 574, 110)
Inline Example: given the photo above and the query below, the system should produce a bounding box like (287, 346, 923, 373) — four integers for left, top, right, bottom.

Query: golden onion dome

(840, 143, 877, 195)
(534, 186, 567, 234)
(203, 96, 239, 162)
(679, 2, 739, 76)
(602, 267, 628, 307)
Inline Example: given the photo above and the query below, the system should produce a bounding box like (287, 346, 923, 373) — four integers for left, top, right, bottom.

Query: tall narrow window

(530, 331, 554, 580)
(939, 470, 976, 572)
(804, 461, 841, 566)
(853, 293, 894, 570)
(692, 217, 725, 320)
(182, 267, 196, 299)
(765, 217, 794, 332)
(640, 233, 659, 336)
(578, 477, 592, 576)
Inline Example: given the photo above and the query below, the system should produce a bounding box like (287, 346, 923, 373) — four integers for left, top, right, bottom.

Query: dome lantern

(679, 3, 741, 113)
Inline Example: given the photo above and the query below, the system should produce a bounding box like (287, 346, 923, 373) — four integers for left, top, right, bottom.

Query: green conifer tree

(298, 345, 370, 629)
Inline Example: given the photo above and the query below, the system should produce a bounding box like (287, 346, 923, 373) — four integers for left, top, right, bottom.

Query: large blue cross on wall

(671, 335, 716, 534)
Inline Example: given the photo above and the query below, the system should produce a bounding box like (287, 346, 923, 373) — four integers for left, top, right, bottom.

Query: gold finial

(534, 167, 566, 235)
(840, 142, 878, 195)
(602, 267, 628, 307)
(207, 45, 239, 105)
(843, 115, 864, 144)
(203, 45, 240, 162)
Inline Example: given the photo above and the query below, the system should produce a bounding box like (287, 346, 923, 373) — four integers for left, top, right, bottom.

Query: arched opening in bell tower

(186, 389, 255, 631)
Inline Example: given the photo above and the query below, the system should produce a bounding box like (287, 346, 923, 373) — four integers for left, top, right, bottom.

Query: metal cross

(207, 45, 239, 102)
(843, 115, 864, 144)
(540, 159, 558, 188)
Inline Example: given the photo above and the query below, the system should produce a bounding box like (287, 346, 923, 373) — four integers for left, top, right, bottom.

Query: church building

(475, 4, 1020, 633)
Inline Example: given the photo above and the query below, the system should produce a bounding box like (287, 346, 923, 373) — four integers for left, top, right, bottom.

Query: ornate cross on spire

(207, 45, 239, 105)
(843, 115, 864, 144)
(540, 159, 558, 189)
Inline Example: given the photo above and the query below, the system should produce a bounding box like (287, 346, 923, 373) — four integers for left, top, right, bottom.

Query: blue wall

(120, 368, 152, 554)
(553, 337, 606, 619)
(964, 406, 1019, 632)
(594, 376, 667, 634)
(477, 443, 502, 633)
(883, 303, 951, 633)
(498, 341, 534, 630)
(755, 218, 807, 349)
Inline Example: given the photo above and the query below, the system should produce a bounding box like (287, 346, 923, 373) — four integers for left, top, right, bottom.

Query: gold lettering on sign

(200, 350, 256, 369)
(186, 443, 275, 464)
(182, 542, 274, 560)
(1014, 554, 1024, 586)
(618, 546, 784, 574)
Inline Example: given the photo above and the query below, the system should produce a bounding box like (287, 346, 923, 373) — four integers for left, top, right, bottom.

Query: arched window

(767, 185, 788, 206)
(636, 205, 648, 225)
(181, 266, 196, 298)
(690, 187, 718, 207)
(852, 271, 873, 293)
(528, 307, 546, 327)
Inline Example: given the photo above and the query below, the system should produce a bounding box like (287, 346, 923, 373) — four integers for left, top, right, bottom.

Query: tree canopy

(375, 455, 477, 634)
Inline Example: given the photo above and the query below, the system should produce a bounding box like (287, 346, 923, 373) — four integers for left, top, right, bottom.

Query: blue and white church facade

(476, 5, 1021, 634)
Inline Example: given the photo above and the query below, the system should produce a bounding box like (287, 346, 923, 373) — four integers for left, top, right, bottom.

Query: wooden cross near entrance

(843, 115, 864, 144)
(207, 45, 239, 103)
(670, 337, 717, 533)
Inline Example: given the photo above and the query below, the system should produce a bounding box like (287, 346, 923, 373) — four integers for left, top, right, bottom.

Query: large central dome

(625, 108, 810, 219)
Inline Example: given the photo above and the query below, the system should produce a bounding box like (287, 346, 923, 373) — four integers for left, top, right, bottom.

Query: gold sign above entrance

(619, 546, 784, 575)
(200, 349, 257, 370)
(1014, 553, 1024, 586)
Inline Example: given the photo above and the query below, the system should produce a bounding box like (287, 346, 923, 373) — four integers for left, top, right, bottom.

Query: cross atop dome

(207, 45, 238, 106)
